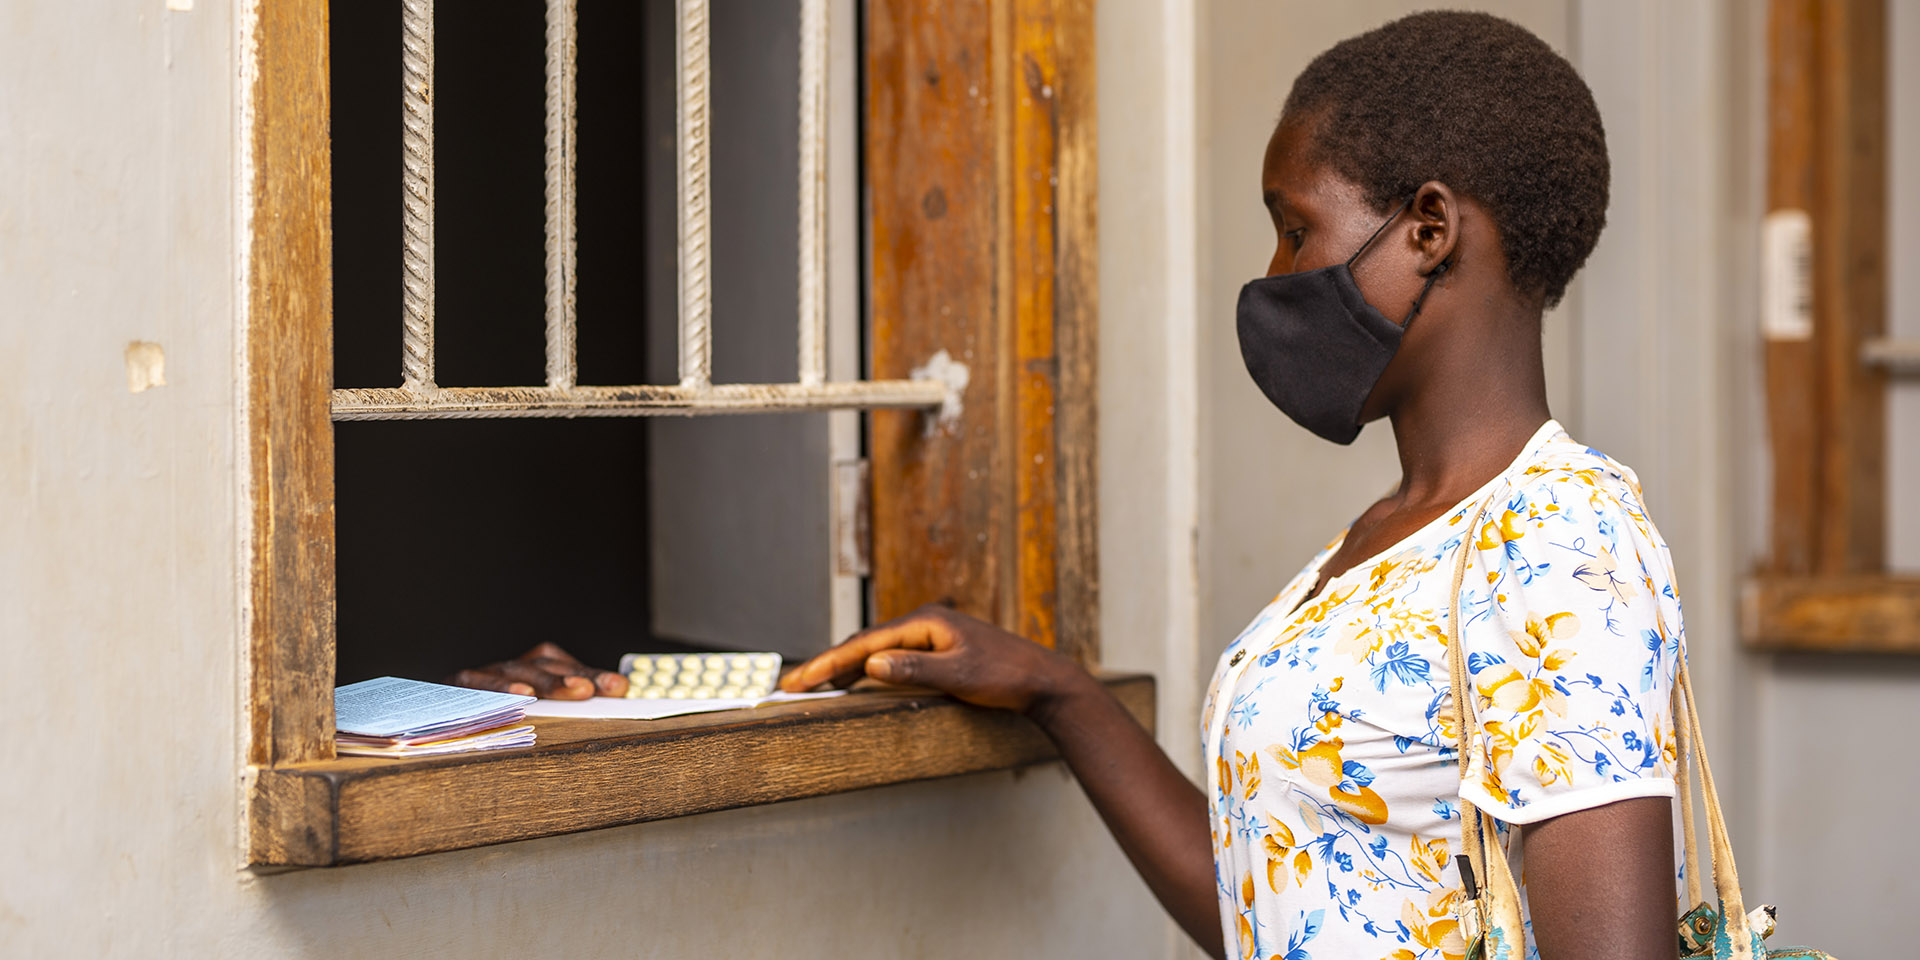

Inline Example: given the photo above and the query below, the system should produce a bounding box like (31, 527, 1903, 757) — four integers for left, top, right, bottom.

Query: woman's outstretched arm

(1029, 666, 1222, 954)
(781, 605, 1224, 957)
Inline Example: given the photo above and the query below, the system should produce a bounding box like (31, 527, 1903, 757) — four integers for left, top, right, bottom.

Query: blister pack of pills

(617, 651, 783, 700)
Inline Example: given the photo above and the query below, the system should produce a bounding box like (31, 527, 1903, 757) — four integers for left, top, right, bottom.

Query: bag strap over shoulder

(1446, 493, 1528, 954)
(1444, 488, 1757, 960)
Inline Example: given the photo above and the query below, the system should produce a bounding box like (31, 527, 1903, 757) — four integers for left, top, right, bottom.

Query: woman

(786, 12, 1682, 960)
(471, 12, 1684, 960)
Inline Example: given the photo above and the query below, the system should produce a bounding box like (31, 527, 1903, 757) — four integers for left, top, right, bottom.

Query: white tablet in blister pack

(617, 652, 783, 700)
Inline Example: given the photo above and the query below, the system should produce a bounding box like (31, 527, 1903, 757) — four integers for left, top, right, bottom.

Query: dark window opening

(330, 0, 831, 685)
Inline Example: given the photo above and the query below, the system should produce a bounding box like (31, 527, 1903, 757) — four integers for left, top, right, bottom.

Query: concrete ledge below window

(248, 673, 1154, 867)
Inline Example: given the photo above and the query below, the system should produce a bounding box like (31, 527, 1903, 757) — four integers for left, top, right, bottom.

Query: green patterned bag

(1444, 495, 1836, 960)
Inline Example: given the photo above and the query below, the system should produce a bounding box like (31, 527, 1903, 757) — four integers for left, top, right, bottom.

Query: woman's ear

(1409, 180, 1458, 275)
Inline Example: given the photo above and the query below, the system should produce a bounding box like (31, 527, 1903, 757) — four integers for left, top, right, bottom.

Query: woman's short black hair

(1283, 11, 1607, 307)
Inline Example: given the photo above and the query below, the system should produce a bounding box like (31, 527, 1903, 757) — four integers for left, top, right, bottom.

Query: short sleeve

(1454, 467, 1682, 824)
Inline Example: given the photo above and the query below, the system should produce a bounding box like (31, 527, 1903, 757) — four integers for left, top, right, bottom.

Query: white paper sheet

(523, 689, 848, 720)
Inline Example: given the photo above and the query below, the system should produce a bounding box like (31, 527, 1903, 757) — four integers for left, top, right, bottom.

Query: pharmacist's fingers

(779, 614, 950, 692)
(522, 641, 587, 666)
(492, 660, 595, 699)
(447, 668, 537, 698)
(529, 656, 629, 697)
(592, 669, 628, 697)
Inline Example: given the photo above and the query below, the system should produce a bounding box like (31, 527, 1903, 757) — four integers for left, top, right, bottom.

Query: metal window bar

(331, 0, 946, 422)
(1863, 338, 1920, 375)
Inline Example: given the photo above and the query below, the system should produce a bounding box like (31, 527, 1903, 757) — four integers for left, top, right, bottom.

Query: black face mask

(1235, 198, 1448, 444)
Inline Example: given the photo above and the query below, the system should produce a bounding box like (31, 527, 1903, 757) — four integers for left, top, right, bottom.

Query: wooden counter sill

(248, 672, 1154, 867)
(1742, 575, 1920, 653)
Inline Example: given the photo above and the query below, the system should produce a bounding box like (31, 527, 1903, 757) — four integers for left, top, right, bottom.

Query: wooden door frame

(866, 0, 1099, 664)
(1746, 0, 1920, 652)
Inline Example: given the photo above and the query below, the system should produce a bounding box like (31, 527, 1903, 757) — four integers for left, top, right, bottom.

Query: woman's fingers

(868, 648, 1033, 713)
(779, 616, 953, 691)
(866, 649, 961, 688)
(779, 647, 858, 692)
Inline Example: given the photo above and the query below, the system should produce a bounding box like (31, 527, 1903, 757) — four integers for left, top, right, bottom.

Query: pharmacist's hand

(446, 642, 628, 700)
(777, 604, 1083, 715)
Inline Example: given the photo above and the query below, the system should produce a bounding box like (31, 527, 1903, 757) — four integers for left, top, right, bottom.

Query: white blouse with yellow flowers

(1202, 420, 1684, 960)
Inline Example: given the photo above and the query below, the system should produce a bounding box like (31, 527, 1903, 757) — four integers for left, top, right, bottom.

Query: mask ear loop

(1401, 257, 1451, 328)
(1343, 195, 1419, 269)
(1346, 194, 1452, 327)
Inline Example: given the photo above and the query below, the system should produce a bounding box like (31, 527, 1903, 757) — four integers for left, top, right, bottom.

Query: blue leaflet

(1311, 832, 1340, 859)
(1639, 627, 1679, 692)
(1282, 906, 1328, 960)
(1303, 909, 1325, 939)
(1285, 909, 1326, 960)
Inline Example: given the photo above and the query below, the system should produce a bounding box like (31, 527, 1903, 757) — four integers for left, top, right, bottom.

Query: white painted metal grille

(330, 0, 947, 421)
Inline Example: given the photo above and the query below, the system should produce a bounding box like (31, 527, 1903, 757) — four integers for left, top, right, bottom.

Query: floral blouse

(1202, 420, 1684, 960)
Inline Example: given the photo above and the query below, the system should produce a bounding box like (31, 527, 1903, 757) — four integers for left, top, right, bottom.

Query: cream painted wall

(0, 3, 1167, 958)
(1095, 0, 1205, 953)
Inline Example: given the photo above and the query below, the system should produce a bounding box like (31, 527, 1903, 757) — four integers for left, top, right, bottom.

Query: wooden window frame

(243, 0, 1124, 868)
(1744, 0, 1920, 653)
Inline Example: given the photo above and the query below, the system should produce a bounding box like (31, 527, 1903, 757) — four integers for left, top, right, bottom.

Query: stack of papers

(334, 677, 537, 758)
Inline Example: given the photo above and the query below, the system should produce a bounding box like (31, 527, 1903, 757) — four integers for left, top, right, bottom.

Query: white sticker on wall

(1762, 209, 1813, 341)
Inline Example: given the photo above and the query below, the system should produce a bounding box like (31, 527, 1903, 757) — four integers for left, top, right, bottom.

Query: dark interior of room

(330, 0, 671, 684)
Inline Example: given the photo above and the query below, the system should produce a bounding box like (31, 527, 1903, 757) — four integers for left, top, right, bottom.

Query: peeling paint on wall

(124, 341, 166, 393)
(911, 348, 970, 433)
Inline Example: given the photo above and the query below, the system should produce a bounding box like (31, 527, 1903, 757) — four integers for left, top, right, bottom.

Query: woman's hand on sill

(446, 641, 629, 700)
(778, 604, 1090, 717)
